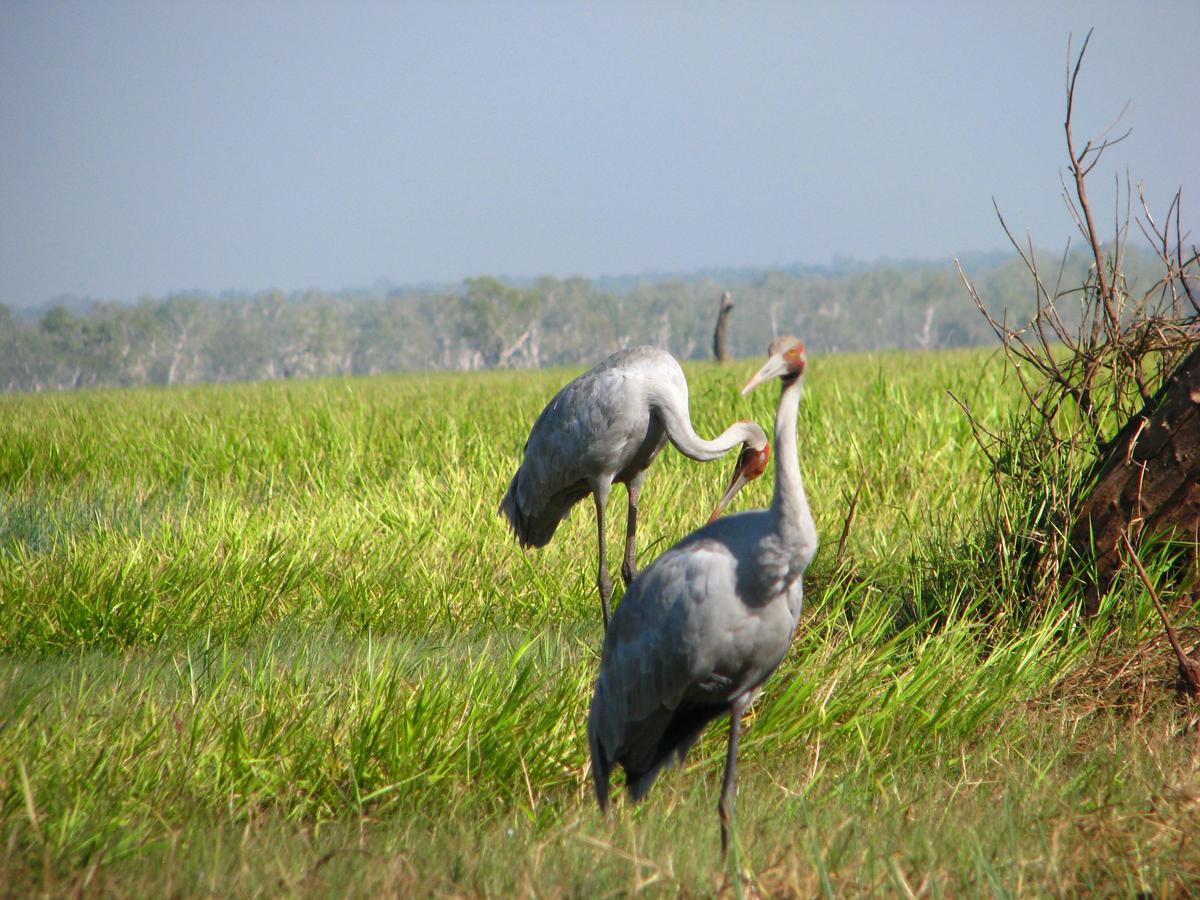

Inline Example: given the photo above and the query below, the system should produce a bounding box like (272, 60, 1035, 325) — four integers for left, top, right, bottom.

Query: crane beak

(740, 353, 789, 395)
(707, 443, 769, 523)
(708, 468, 751, 523)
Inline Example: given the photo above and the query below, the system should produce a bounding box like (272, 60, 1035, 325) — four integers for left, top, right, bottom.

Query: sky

(1, 2, 1197, 307)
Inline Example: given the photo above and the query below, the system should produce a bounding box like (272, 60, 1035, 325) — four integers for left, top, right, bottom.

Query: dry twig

(956, 31, 1199, 611)
(1120, 531, 1200, 698)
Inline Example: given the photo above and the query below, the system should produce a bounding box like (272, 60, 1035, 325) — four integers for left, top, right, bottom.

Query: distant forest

(0, 250, 1163, 392)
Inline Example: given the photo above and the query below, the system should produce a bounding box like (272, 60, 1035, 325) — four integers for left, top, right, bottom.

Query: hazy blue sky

(1, 2, 1196, 306)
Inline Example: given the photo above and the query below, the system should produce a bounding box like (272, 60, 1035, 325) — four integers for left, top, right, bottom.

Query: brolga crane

(587, 336, 817, 855)
(499, 346, 770, 630)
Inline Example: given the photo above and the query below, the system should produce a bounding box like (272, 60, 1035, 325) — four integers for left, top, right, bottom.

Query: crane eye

(784, 342, 807, 374)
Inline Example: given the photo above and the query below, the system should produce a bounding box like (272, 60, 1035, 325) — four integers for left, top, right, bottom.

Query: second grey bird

(587, 336, 817, 854)
(499, 346, 770, 629)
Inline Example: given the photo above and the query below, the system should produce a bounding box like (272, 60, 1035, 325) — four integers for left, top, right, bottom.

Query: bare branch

(962, 28, 1199, 614)
(1121, 532, 1200, 697)
(1064, 31, 1119, 340)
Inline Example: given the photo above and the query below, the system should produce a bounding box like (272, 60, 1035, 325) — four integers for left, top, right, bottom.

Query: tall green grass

(1, 350, 1195, 895)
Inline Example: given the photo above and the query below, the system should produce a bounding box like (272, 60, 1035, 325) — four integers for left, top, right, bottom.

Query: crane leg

(620, 473, 646, 587)
(718, 693, 752, 857)
(593, 479, 614, 630)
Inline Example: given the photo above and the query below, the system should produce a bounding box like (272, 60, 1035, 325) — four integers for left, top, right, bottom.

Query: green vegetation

(1, 350, 1196, 895)
(1, 248, 1172, 392)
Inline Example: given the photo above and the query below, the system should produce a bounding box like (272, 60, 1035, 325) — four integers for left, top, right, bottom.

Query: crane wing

(500, 364, 650, 547)
(588, 538, 742, 804)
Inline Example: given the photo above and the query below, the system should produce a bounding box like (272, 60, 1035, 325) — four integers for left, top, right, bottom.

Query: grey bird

(587, 336, 817, 854)
(500, 346, 770, 630)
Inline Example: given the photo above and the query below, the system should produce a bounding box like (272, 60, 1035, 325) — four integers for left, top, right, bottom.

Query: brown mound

(1047, 622, 1200, 720)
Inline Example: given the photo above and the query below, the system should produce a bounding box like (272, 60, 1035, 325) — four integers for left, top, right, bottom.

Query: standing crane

(587, 336, 816, 854)
(499, 346, 770, 630)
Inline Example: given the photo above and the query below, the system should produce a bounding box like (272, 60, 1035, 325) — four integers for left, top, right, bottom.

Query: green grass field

(2, 349, 1197, 896)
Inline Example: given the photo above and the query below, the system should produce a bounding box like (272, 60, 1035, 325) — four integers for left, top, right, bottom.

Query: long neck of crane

(770, 375, 815, 547)
(654, 397, 764, 461)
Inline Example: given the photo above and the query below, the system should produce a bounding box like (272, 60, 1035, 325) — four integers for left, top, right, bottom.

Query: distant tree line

(0, 251, 1163, 392)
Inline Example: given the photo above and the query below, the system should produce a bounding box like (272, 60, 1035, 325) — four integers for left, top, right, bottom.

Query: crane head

(740, 336, 807, 394)
(707, 440, 770, 523)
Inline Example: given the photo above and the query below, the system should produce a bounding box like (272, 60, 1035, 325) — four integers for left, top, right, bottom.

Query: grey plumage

(500, 347, 664, 550)
(500, 346, 767, 629)
(587, 336, 817, 853)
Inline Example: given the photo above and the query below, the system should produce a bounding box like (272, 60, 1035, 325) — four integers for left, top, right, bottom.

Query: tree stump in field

(1070, 341, 1200, 611)
(712, 291, 735, 363)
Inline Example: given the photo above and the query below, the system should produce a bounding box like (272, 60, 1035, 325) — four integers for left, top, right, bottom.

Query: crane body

(500, 346, 768, 628)
(587, 336, 816, 852)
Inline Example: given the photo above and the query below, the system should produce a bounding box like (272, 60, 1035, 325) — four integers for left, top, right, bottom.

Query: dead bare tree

(712, 291, 735, 363)
(956, 29, 1199, 616)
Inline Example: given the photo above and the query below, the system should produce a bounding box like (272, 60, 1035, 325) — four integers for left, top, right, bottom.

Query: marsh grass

(1, 350, 1197, 895)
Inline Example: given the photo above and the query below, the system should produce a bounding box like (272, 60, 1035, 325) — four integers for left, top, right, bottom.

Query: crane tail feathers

(588, 723, 612, 812)
(499, 467, 578, 549)
(498, 470, 538, 548)
(623, 702, 727, 804)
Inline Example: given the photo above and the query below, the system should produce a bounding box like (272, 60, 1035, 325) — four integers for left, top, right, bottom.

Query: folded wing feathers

(588, 545, 739, 805)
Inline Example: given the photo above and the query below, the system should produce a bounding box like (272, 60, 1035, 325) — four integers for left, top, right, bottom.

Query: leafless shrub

(955, 30, 1199, 612)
